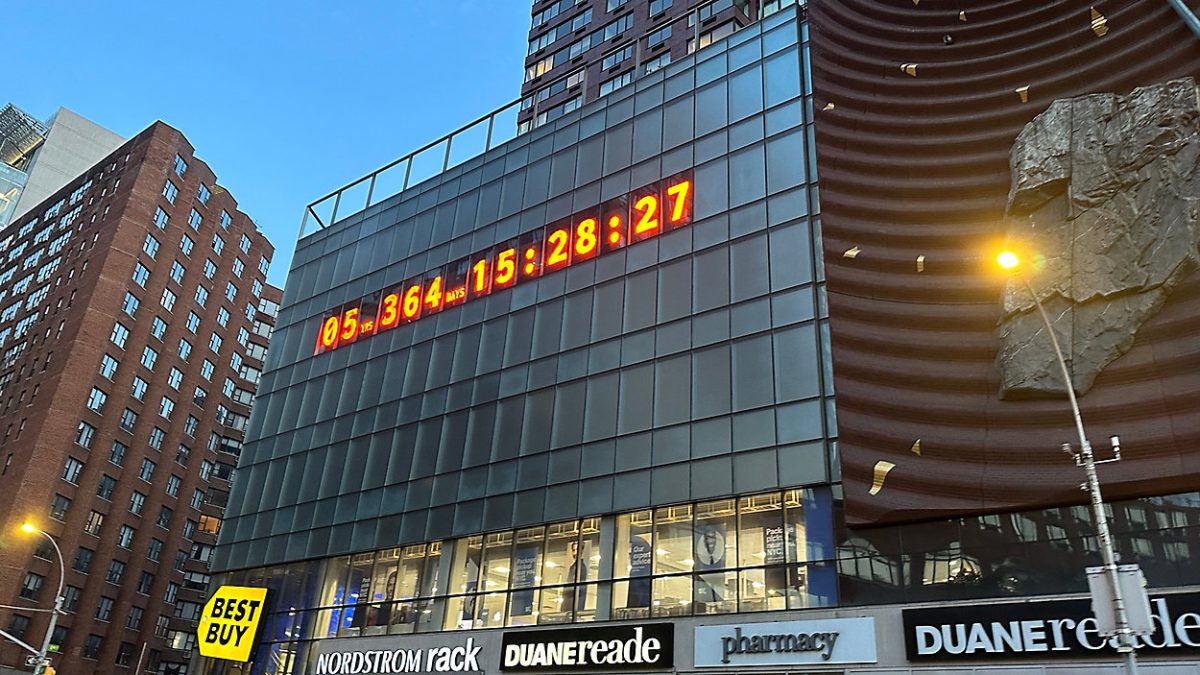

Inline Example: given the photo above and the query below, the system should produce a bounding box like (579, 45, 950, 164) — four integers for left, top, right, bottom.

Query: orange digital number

(495, 248, 517, 288)
(575, 218, 598, 259)
(424, 276, 443, 311)
(379, 293, 400, 329)
(402, 284, 422, 320)
(319, 316, 339, 350)
(665, 180, 691, 226)
(545, 228, 571, 270)
(339, 308, 359, 341)
(471, 259, 490, 295)
(633, 194, 660, 239)
(522, 245, 540, 278)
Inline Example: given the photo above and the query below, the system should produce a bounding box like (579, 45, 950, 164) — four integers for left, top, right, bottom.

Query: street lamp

(996, 251, 1140, 674)
(16, 523, 63, 675)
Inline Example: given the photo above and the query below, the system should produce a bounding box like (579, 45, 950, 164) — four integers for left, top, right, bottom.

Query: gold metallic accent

(843, 246, 861, 259)
(911, 439, 921, 456)
(916, 255, 925, 272)
(1091, 7, 1109, 37)
(823, 102, 836, 111)
(1016, 85, 1030, 103)
(901, 63, 918, 77)
(959, 10, 966, 21)
(869, 461, 897, 495)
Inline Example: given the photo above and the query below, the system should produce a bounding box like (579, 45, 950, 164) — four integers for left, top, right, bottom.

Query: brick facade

(0, 122, 278, 674)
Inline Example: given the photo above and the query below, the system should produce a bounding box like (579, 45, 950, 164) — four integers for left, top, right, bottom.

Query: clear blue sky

(8, 1, 532, 287)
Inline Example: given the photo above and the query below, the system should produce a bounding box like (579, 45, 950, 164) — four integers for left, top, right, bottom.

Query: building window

(209, 333, 222, 354)
(148, 538, 163, 562)
(170, 260, 185, 284)
(647, 23, 672, 48)
(62, 456, 84, 484)
(137, 572, 154, 595)
(600, 70, 634, 96)
(644, 51, 671, 74)
(62, 585, 81, 612)
(149, 426, 165, 449)
(110, 322, 130, 349)
(157, 506, 173, 529)
(201, 359, 214, 381)
(72, 547, 94, 573)
(143, 233, 160, 259)
(165, 367, 182, 391)
(225, 281, 237, 301)
(158, 396, 175, 420)
(239, 234, 251, 253)
(180, 234, 194, 256)
(97, 474, 117, 501)
(151, 316, 168, 340)
(649, 0, 672, 16)
(183, 519, 197, 539)
(129, 491, 146, 516)
(195, 285, 209, 307)
(154, 207, 170, 229)
(83, 634, 103, 659)
(178, 338, 193, 361)
(602, 44, 633, 70)
(139, 458, 156, 482)
(119, 408, 138, 433)
(84, 510, 104, 536)
(99, 354, 119, 379)
(105, 560, 125, 585)
(186, 311, 200, 333)
(116, 640, 136, 666)
(203, 259, 217, 279)
(121, 292, 139, 317)
(608, 0, 628, 9)
(166, 474, 182, 497)
(184, 415, 199, 438)
(219, 210, 232, 229)
(85, 387, 107, 413)
(50, 494, 71, 521)
(96, 595, 115, 621)
(691, 20, 736, 52)
(216, 307, 229, 327)
(191, 489, 204, 510)
(162, 180, 178, 204)
(6, 615, 29, 641)
(197, 183, 211, 204)
(131, 262, 150, 288)
(76, 421, 97, 447)
(140, 346, 158, 371)
(232, 258, 244, 277)
(117, 524, 135, 548)
(212, 234, 224, 255)
(188, 208, 202, 229)
(18, 572, 43, 600)
(173, 154, 188, 177)
(131, 378, 147, 401)
(159, 287, 177, 312)
(109, 441, 127, 466)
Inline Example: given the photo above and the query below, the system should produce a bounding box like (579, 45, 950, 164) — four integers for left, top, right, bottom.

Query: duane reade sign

(500, 624, 674, 672)
(314, 638, 483, 675)
(904, 592, 1200, 660)
(694, 618, 878, 667)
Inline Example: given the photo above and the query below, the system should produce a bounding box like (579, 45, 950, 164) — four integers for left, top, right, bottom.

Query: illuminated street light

(996, 250, 1142, 675)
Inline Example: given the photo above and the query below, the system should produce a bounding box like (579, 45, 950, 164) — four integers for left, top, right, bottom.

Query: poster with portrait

(694, 522, 727, 603)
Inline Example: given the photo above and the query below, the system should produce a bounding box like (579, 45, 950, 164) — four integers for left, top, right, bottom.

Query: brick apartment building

(0, 121, 279, 674)
(519, 0, 800, 130)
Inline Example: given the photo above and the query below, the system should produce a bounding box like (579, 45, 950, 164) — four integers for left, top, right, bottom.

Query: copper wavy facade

(809, 0, 1200, 525)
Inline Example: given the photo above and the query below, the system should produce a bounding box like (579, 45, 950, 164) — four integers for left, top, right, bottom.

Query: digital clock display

(314, 171, 694, 354)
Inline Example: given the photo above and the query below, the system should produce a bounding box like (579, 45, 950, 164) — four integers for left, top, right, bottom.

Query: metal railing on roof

(300, 98, 524, 239)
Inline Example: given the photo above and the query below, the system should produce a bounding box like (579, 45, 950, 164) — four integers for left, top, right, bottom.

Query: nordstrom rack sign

(694, 618, 877, 667)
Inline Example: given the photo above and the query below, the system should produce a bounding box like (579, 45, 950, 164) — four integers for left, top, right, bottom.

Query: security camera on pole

(996, 250, 1153, 674)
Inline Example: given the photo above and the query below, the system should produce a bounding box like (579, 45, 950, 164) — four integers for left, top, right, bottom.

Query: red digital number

(401, 283, 422, 322)
(520, 232, 543, 280)
(339, 307, 360, 344)
(470, 256, 491, 297)
(424, 276, 444, 313)
(378, 292, 401, 330)
(665, 178, 692, 228)
(317, 315, 340, 353)
(632, 193, 660, 241)
(544, 226, 571, 271)
(494, 247, 517, 289)
(574, 217, 599, 260)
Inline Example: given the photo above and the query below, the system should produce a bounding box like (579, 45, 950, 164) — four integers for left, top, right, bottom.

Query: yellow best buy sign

(197, 585, 269, 662)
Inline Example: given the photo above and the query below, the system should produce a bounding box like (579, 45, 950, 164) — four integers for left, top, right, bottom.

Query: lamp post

(19, 523, 63, 675)
(996, 251, 1139, 674)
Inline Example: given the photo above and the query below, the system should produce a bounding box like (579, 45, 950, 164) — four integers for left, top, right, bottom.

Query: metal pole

(133, 641, 148, 673)
(1021, 277, 1139, 675)
(35, 530, 64, 672)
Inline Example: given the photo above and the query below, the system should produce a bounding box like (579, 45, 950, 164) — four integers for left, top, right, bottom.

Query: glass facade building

(213, 8, 829, 673)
